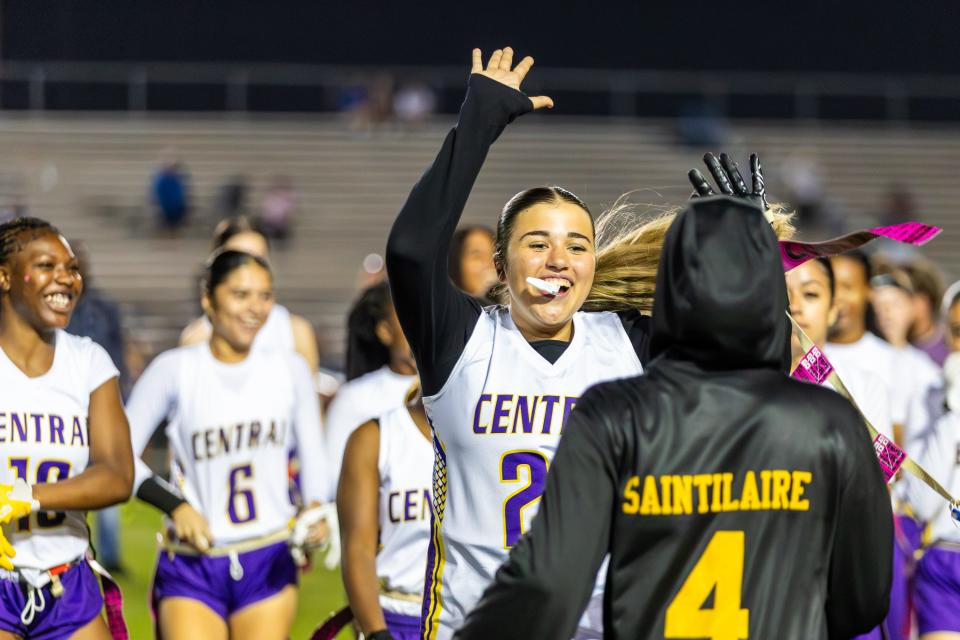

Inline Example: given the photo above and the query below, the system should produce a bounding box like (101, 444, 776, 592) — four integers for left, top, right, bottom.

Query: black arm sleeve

(136, 475, 187, 517)
(455, 391, 618, 640)
(825, 403, 894, 638)
(386, 74, 533, 396)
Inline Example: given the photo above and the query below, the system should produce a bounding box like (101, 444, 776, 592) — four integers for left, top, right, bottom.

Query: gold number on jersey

(664, 530, 749, 640)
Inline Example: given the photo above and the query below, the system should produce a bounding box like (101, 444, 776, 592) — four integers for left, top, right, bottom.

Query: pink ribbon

(780, 222, 941, 271)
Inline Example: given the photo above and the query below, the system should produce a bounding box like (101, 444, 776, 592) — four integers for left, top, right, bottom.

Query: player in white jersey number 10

(0, 217, 134, 639)
(126, 249, 333, 640)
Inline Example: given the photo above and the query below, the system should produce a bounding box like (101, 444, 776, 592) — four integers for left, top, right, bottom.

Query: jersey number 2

(500, 451, 548, 548)
(664, 530, 749, 640)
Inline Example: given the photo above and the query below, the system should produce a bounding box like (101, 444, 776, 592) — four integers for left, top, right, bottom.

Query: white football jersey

(127, 342, 328, 546)
(421, 307, 643, 639)
(0, 331, 118, 569)
(201, 303, 295, 353)
(376, 404, 433, 617)
(909, 411, 960, 543)
(325, 365, 416, 487)
(825, 332, 938, 427)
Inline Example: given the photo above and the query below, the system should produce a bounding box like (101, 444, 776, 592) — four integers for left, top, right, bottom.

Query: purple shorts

(852, 513, 922, 640)
(915, 546, 960, 634)
(152, 541, 297, 621)
(0, 560, 104, 640)
(385, 610, 420, 640)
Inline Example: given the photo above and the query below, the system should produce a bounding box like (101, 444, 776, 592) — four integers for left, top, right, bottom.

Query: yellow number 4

(664, 530, 749, 640)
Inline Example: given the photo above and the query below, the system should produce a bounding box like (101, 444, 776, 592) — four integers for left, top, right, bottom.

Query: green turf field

(110, 500, 350, 639)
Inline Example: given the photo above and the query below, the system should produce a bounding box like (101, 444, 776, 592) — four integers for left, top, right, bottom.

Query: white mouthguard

(526, 277, 562, 295)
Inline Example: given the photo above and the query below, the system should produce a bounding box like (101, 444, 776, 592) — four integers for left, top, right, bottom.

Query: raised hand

(471, 47, 554, 110)
(688, 152, 769, 211)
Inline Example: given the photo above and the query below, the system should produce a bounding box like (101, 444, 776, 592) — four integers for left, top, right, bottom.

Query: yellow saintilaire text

(621, 470, 812, 516)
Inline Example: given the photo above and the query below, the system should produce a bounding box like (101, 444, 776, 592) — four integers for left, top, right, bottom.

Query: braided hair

(0, 217, 59, 269)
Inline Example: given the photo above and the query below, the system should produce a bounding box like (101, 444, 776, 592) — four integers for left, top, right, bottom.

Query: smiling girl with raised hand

(387, 47, 649, 640)
(125, 250, 332, 640)
(0, 217, 133, 639)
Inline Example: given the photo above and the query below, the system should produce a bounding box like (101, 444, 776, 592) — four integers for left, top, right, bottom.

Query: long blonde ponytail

(583, 197, 796, 314)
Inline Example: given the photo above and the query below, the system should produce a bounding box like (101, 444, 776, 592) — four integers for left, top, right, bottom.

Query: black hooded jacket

(455, 197, 893, 640)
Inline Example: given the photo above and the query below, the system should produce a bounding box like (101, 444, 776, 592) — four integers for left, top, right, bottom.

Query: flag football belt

(379, 581, 424, 604)
(789, 314, 958, 510)
(0, 554, 128, 638)
(159, 528, 291, 583)
(158, 527, 290, 558)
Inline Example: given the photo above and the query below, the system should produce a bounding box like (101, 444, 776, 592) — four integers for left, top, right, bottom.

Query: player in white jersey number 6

(0, 217, 134, 639)
(126, 250, 333, 640)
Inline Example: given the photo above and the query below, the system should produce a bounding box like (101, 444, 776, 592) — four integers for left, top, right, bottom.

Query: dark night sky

(3, 1, 958, 75)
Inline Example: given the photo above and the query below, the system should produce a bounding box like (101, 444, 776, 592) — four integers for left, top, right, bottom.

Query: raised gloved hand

(0, 479, 39, 525)
(688, 152, 769, 212)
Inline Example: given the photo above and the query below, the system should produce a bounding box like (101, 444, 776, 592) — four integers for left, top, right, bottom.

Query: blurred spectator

(258, 176, 297, 245)
(880, 183, 915, 228)
(825, 252, 900, 424)
(942, 281, 960, 354)
(870, 268, 942, 441)
(67, 244, 131, 397)
(675, 101, 728, 147)
(215, 174, 249, 218)
(340, 74, 394, 132)
(782, 151, 843, 236)
(66, 243, 131, 574)
(393, 82, 437, 125)
(448, 225, 497, 301)
(150, 152, 190, 233)
(905, 260, 948, 366)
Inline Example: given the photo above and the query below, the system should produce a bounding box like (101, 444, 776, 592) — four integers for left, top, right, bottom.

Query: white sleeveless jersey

(325, 365, 417, 487)
(376, 404, 433, 617)
(421, 308, 643, 639)
(909, 411, 960, 543)
(126, 342, 328, 546)
(0, 331, 118, 569)
(201, 303, 295, 353)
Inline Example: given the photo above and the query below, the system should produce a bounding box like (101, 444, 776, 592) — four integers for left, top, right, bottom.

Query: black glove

(688, 152, 769, 211)
(365, 631, 395, 640)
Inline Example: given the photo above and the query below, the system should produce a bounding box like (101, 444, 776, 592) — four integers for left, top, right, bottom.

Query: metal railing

(0, 60, 958, 120)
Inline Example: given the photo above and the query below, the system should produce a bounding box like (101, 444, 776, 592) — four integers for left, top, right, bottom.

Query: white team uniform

(325, 365, 416, 486)
(126, 342, 328, 546)
(823, 359, 894, 439)
(376, 405, 433, 618)
(909, 411, 960, 543)
(201, 303, 295, 354)
(420, 308, 643, 640)
(826, 332, 940, 432)
(0, 331, 118, 569)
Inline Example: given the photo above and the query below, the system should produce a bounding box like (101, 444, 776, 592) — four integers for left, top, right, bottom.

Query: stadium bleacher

(0, 113, 955, 361)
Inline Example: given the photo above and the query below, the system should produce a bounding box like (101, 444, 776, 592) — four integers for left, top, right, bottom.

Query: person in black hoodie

(455, 195, 894, 640)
